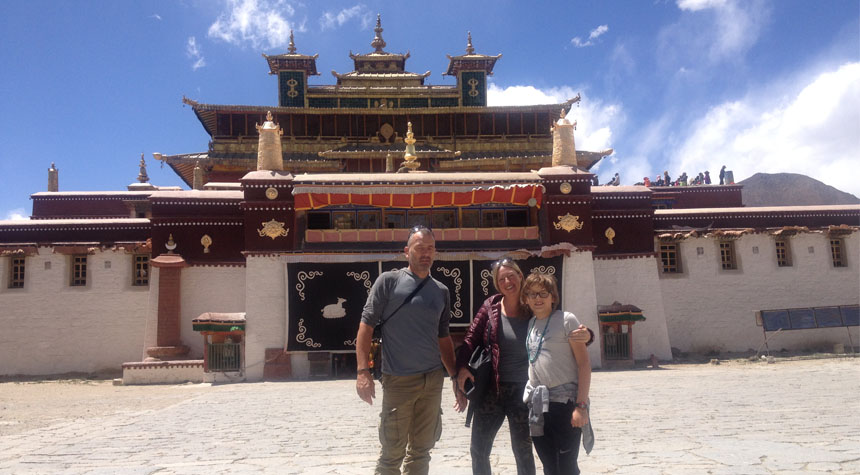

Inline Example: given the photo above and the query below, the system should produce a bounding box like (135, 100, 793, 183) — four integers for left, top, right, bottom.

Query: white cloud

(676, 0, 727, 11)
(661, 0, 769, 67)
(319, 5, 372, 31)
(670, 62, 860, 196)
(150, 14, 162, 21)
(186, 37, 206, 70)
(487, 83, 624, 180)
(571, 24, 609, 48)
(4, 208, 27, 221)
(208, 0, 295, 49)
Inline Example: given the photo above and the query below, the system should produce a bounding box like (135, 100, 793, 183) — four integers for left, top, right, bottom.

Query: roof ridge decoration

(466, 32, 475, 55)
(444, 32, 502, 76)
(288, 30, 296, 54)
(371, 14, 386, 53)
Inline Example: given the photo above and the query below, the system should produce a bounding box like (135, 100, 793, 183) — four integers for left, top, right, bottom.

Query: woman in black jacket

(455, 259, 592, 475)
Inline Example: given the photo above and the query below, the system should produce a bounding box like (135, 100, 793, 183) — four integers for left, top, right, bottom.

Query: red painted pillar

(146, 254, 190, 360)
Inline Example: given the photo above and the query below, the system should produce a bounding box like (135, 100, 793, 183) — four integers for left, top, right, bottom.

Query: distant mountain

(739, 173, 860, 207)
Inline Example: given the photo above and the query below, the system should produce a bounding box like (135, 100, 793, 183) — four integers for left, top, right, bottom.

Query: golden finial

(402, 121, 419, 172)
(138, 153, 149, 183)
(371, 14, 386, 52)
(287, 30, 296, 54)
(266, 110, 273, 121)
(466, 31, 474, 55)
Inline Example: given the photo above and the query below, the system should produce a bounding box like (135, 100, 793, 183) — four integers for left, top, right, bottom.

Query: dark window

(307, 212, 331, 230)
(461, 209, 480, 228)
(9, 257, 24, 288)
(506, 209, 529, 227)
(431, 210, 456, 229)
(230, 114, 246, 136)
(383, 211, 405, 229)
(660, 243, 681, 273)
(332, 211, 355, 229)
(775, 239, 792, 267)
(482, 210, 504, 228)
(406, 211, 430, 228)
(357, 210, 380, 229)
(71, 255, 87, 286)
(133, 255, 149, 286)
(719, 241, 737, 270)
(830, 239, 846, 267)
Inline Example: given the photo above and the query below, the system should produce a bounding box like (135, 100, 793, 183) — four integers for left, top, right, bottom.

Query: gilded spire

(466, 31, 474, 55)
(371, 14, 386, 52)
(287, 30, 296, 54)
(137, 153, 149, 183)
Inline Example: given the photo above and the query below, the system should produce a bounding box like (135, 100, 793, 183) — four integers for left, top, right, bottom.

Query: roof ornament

(48, 162, 58, 192)
(371, 13, 386, 52)
(287, 30, 296, 54)
(138, 153, 150, 183)
(400, 122, 420, 172)
(466, 31, 475, 55)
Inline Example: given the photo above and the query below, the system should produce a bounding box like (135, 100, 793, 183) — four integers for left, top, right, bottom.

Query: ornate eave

(444, 33, 501, 76)
(263, 53, 320, 76)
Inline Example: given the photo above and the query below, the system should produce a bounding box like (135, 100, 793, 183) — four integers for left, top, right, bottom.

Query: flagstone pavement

(0, 357, 858, 474)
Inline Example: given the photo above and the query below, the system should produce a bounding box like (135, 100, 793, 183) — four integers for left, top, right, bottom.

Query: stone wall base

(121, 360, 204, 385)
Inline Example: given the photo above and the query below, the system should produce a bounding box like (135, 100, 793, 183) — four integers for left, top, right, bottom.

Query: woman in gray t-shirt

(522, 272, 591, 475)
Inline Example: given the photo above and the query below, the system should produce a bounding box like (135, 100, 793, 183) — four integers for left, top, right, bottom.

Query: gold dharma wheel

(559, 182, 572, 194)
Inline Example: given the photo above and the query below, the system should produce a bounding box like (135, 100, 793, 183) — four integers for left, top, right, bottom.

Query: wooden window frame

(659, 243, 682, 273)
(71, 255, 87, 286)
(133, 255, 149, 286)
(9, 257, 25, 289)
(719, 241, 737, 270)
(775, 239, 792, 267)
(830, 238, 846, 267)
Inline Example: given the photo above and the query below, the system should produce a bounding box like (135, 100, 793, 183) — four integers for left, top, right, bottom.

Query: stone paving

(0, 358, 858, 474)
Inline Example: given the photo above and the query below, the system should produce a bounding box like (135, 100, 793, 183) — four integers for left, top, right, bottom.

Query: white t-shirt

(526, 310, 582, 388)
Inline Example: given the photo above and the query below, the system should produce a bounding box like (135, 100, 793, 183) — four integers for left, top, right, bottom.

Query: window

(830, 239, 846, 267)
(775, 239, 792, 267)
(482, 210, 504, 228)
(307, 212, 330, 230)
(719, 241, 737, 270)
(133, 255, 149, 286)
(431, 209, 456, 229)
(659, 243, 681, 273)
(332, 211, 355, 230)
(357, 210, 380, 229)
(9, 257, 25, 288)
(383, 211, 405, 229)
(406, 211, 429, 228)
(506, 209, 529, 227)
(461, 209, 480, 228)
(71, 255, 87, 286)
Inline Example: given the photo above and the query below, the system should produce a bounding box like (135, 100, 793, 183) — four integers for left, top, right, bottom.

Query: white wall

(592, 256, 674, 360)
(180, 265, 246, 358)
(244, 256, 287, 381)
(560, 251, 603, 367)
(659, 231, 860, 354)
(0, 249, 149, 375)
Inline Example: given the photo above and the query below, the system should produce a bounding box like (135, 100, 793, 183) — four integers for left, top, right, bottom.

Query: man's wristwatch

(574, 401, 588, 409)
(357, 368, 371, 374)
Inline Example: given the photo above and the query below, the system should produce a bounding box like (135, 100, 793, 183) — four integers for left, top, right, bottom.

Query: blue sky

(1, 0, 858, 220)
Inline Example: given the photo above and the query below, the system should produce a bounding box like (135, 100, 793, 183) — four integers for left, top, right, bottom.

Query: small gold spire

(137, 153, 149, 183)
(466, 31, 474, 55)
(287, 30, 296, 54)
(371, 13, 386, 52)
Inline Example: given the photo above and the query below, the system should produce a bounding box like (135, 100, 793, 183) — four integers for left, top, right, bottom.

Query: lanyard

(526, 313, 553, 364)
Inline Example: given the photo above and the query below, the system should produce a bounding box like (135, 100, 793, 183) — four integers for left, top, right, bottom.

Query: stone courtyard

(1, 357, 858, 474)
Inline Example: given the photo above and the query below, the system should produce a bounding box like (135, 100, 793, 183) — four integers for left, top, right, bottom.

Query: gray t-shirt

(497, 311, 530, 383)
(526, 310, 583, 388)
(361, 268, 450, 376)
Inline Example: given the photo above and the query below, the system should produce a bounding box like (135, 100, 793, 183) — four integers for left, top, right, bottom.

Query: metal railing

(603, 332, 630, 360)
(208, 342, 242, 372)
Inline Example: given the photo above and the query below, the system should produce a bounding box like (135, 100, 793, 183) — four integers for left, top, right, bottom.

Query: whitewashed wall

(659, 231, 860, 354)
(244, 256, 288, 381)
(560, 251, 603, 367)
(180, 265, 246, 358)
(0, 249, 149, 375)
(592, 256, 674, 360)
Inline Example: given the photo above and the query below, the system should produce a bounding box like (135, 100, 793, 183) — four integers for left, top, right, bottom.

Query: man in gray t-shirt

(355, 227, 464, 474)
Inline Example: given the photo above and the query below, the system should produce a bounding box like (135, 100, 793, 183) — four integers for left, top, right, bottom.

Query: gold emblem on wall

(286, 78, 299, 98)
(467, 78, 480, 97)
(201, 234, 213, 253)
(553, 213, 584, 232)
(265, 187, 279, 200)
(605, 227, 616, 245)
(559, 182, 572, 194)
(258, 219, 290, 240)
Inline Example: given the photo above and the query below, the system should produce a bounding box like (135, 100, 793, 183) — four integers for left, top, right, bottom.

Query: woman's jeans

(470, 381, 535, 475)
